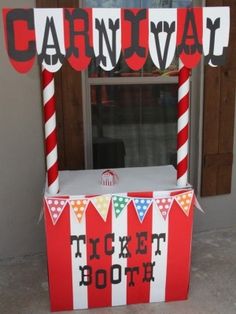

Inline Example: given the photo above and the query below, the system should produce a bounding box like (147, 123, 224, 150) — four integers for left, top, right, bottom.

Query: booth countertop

(46, 165, 190, 196)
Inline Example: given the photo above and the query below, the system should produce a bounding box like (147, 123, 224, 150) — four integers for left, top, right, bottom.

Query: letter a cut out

(177, 8, 202, 69)
(34, 9, 65, 72)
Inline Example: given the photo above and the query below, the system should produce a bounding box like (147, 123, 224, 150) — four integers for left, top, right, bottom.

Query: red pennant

(122, 9, 148, 71)
(46, 198, 67, 225)
(64, 8, 93, 71)
(155, 197, 173, 220)
(2, 8, 36, 73)
(177, 8, 202, 69)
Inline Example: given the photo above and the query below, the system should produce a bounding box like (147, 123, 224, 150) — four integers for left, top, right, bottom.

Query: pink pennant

(175, 190, 194, 216)
(45, 198, 67, 225)
(155, 197, 173, 220)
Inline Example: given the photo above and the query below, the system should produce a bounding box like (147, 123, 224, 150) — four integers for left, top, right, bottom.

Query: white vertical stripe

(177, 172, 188, 188)
(70, 197, 88, 310)
(177, 140, 188, 164)
(43, 80, 55, 104)
(112, 193, 127, 306)
(150, 192, 169, 303)
(177, 109, 189, 133)
(178, 79, 190, 102)
(47, 176, 59, 195)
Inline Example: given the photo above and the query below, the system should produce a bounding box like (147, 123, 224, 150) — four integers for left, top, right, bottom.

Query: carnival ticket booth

(2, 5, 230, 312)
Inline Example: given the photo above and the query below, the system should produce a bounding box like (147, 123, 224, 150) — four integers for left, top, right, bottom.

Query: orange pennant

(175, 190, 194, 216)
(70, 199, 89, 223)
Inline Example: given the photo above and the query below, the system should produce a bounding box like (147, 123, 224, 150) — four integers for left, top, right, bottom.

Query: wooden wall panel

(201, 0, 236, 196)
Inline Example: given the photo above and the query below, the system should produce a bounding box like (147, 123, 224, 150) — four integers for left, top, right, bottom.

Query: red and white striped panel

(42, 67, 59, 194)
(44, 191, 194, 311)
(177, 60, 190, 187)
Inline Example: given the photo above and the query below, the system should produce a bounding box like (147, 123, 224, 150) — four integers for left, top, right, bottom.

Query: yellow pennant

(175, 190, 194, 216)
(70, 199, 89, 223)
(92, 195, 111, 221)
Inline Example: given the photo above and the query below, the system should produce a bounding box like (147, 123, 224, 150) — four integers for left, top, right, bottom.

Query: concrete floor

(0, 226, 236, 314)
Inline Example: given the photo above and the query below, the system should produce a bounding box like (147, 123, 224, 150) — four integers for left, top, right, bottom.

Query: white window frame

(81, 0, 202, 191)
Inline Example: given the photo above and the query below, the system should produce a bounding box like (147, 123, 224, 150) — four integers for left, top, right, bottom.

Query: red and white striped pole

(177, 60, 190, 187)
(42, 67, 59, 194)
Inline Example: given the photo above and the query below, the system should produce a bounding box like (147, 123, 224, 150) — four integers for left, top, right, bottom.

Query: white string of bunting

(45, 190, 203, 226)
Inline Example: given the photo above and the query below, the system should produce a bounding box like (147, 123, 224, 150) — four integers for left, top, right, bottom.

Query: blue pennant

(133, 198, 152, 222)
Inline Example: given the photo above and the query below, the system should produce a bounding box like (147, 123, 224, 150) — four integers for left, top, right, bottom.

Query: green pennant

(112, 195, 130, 218)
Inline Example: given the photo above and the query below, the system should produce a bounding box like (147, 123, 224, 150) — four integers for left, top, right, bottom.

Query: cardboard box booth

(2, 6, 230, 312)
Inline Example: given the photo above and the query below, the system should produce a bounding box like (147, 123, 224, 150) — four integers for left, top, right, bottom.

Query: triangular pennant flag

(155, 197, 173, 220)
(45, 198, 67, 225)
(112, 195, 130, 218)
(175, 190, 194, 216)
(133, 198, 152, 223)
(92, 195, 111, 221)
(70, 199, 89, 223)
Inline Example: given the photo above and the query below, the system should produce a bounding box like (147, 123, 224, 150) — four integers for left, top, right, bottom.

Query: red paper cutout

(177, 8, 203, 69)
(122, 9, 148, 71)
(2, 8, 36, 73)
(64, 8, 93, 71)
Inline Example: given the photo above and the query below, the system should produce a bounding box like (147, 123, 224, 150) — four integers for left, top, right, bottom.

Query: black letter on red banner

(95, 18, 119, 67)
(205, 18, 226, 66)
(124, 10, 146, 59)
(151, 21, 175, 71)
(89, 237, 100, 260)
(95, 269, 107, 289)
(65, 9, 93, 59)
(38, 17, 64, 66)
(177, 9, 202, 55)
(6, 9, 35, 62)
(136, 232, 147, 255)
(125, 267, 139, 287)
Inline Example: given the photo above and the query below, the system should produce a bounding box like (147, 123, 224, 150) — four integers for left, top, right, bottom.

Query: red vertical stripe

(127, 192, 153, 305)
(165, 191, 194, 301)
(86, 202, 112, 308)
(44, 199, 73, 311)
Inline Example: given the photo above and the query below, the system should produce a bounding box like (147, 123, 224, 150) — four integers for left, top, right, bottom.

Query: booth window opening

(83, 0, 193, 170)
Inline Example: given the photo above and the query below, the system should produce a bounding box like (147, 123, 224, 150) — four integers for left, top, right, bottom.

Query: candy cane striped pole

(177, 60, 190, 187)
(42, 67, 59, 194)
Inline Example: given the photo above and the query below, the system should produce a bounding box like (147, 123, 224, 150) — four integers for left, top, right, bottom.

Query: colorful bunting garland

(45, 190, 201, 225)
(2, 7, 230, 73)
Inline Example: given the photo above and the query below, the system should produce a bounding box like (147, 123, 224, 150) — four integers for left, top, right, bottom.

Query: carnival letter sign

(2, 7, 230, 73)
